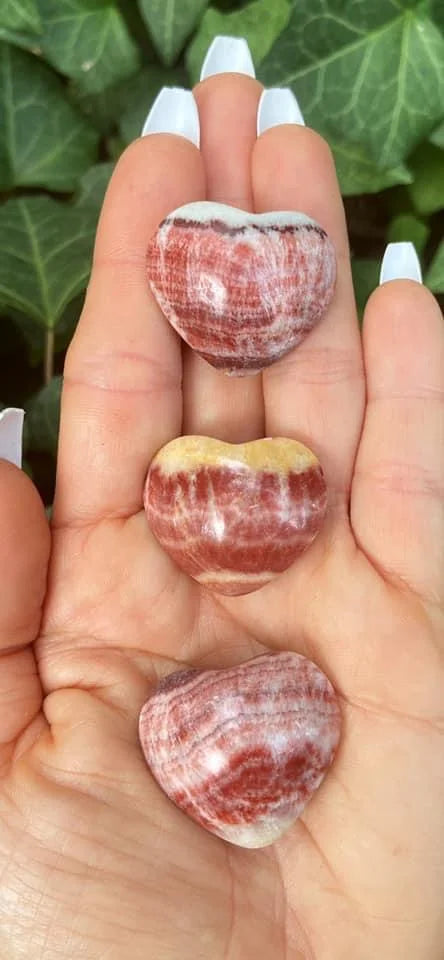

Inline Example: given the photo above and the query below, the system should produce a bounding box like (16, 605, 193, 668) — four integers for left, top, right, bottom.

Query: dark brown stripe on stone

(162, 216, 327, 240)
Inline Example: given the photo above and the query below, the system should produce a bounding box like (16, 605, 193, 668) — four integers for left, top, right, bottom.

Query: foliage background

(0, 0, 443, 504)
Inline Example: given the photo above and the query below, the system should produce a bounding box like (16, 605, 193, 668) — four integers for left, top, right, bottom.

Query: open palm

(1, 75, 443, 960)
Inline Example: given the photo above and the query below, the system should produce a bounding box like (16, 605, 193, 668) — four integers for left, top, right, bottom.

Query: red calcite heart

(139, 652, 341, 848)
(146, 201, 336, 375)
(144, 436, 327, 596)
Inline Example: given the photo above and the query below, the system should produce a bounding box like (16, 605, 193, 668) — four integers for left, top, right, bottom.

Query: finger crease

(265, 348, 363, 388)
(354, 460, 444, 502)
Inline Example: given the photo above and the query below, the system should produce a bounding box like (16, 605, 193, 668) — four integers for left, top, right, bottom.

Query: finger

(55, 130, 205, 526)
(351, 278, 444, 602)
(253, 117, 364, 509)
(182, 72, 265, 442)
(0, 461, 50, 772)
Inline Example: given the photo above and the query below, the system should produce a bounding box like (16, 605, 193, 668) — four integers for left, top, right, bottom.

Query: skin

(0, 74, 443, 960)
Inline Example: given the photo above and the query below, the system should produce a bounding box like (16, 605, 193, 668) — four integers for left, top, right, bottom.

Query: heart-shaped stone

(144, 435, 327, 596)
(139, 652, 341, 848)
(146, 201, 336, 375)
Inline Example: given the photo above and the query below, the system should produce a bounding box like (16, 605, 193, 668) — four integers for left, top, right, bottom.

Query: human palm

(0, 75, 443, 960)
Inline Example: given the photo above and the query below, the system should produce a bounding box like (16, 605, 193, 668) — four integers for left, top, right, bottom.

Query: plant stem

(44, 328, 55, 385)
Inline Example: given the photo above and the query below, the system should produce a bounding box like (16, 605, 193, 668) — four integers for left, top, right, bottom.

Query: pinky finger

(351, 246, 444, 603)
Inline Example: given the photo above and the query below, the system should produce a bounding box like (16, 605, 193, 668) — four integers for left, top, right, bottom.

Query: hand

(0, 68, 443, 960)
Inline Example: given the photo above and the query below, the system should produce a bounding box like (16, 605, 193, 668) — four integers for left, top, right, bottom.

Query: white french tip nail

(257, 88, 305, 135)
(200, 36, 255, 81)
(141, 87, 200, 148)
(0, 408, 24, 469)
(379, 242, 422, 285)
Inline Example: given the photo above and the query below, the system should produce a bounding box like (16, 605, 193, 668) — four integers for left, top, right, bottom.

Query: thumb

(0, 410, 50, 774)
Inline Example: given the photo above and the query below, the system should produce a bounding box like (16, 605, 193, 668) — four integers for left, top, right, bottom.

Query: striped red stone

(144, 436, 327, 595)
(139, 652, 341, 848)
(146, 201, 336, 375)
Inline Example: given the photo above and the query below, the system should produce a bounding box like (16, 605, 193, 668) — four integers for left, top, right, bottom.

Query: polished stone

(147, 201, 336, 375)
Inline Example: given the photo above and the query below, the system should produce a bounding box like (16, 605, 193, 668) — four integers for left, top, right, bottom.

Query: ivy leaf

(25, 374, 61, 456)
(426, 241, 444, 293)
(73, 63, 186, 140)
(429, 0, 444, 32)
(10, 297, 83, 366)
(70, 81, 117, 134)
(0, 27, 42, 52)
(331, 137, 413, 196)
(138, 0, 210, 65)
(408, 142, 444, 215)
(260, 0, 444, 169)
(387, 212, 430, 255)
(351, 258, 380, 316)
(0, 42, 98, 190)
(430, 120, 444, 149)
(186, 0, 290, 83)
(0, 196, 96, 330)
(0, 0, 41, 33)
(36, 0, 141, 94)
(76, 161, 114, 211)
(116, 64, 187, 143)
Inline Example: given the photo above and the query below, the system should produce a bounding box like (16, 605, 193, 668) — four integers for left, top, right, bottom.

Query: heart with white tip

(146, 201, 336, 376)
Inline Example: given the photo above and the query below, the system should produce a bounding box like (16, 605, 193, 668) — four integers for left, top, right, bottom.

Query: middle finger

(182, 70, 265, 442)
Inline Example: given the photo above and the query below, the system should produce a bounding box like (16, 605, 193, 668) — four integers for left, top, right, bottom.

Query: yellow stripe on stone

(152, 436, 319, 475)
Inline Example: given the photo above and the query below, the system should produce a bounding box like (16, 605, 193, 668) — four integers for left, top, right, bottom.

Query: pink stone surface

(144, 436, 327, 596)
(139, 652, 341, 848)
(146, 201, 336, 375)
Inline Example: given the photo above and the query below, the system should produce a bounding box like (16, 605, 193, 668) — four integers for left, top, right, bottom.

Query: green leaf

(73, 63, 186, 140)
(0, 0, 41, 33)
(138, 0, 210, 65)
(331, 137, 413, 195)
(260, 1, 444, 169)
(0, 41, 98, 190)
(387, 213, 430, 254)
(0, 27, 41, 52)
(36, 0, 140, 94)
(76, 161, 114, 211)
(352, 258, 380, 316)
(408, 142, 444, 215)
(429, 0, 444, 32)
(186, 0, 290, 83)
(11, 295, 84, 365)
(116, 64, 187, 144)
(0, 196, 96, 330)
(25, 374, 61, 456)
(70, 80, 121, 134)
(426, 241, 444, 292)
(105, 131, 125, 161)
(430, 120, 444, 149)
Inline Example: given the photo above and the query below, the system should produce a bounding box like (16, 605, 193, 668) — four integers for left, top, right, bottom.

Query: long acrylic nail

(141, 87, 200, 148)
(0, 408, 24, 469)
(257, 88, 305, 135)
(200, 36, 255, 81)
(379, 242, 422, 285)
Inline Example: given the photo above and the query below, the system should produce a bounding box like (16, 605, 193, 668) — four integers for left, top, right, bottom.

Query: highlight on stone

(146, 201, 336, 375)
(144, 435, 327, 596)
(139, 652, 341, 849)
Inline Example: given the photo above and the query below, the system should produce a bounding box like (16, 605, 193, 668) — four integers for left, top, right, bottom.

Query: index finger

(54, 131, 204, 527)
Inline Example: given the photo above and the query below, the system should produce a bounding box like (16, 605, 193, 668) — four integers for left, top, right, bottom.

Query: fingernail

(200, 36, 255, 81)
(0, 408, 24, 469)
(257, 88, 305, 135)
(141, 87, 200, 148)
(379, 242, 422, 285)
